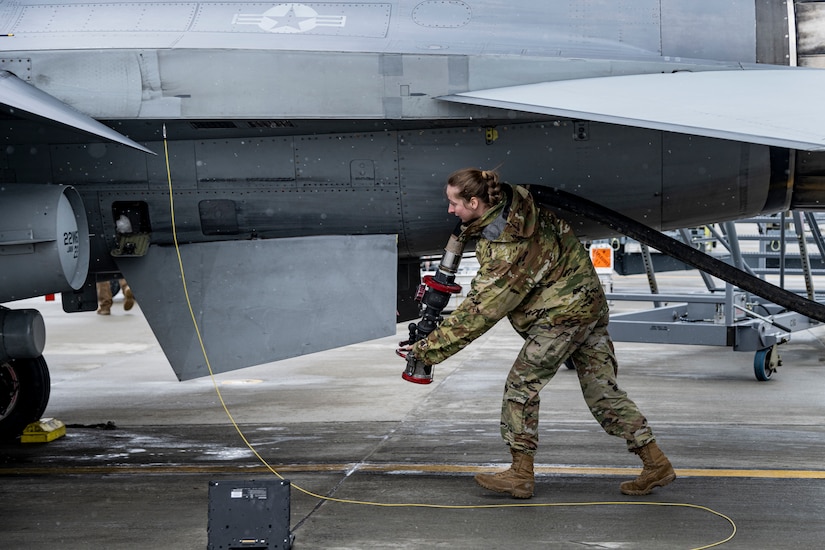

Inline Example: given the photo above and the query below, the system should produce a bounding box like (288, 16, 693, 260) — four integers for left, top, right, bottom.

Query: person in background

(96, 278, 135, 315)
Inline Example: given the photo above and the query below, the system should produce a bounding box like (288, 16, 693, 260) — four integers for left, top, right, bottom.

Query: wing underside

(440, 69, 825, 151)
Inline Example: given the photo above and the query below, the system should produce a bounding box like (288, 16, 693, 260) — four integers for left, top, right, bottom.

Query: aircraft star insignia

(232, 3, 347, 34)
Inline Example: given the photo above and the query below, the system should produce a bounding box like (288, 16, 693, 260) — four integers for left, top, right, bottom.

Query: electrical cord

(161, 126, 736, 549)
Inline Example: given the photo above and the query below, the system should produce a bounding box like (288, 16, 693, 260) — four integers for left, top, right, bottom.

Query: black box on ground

(208, 479, 293, 550)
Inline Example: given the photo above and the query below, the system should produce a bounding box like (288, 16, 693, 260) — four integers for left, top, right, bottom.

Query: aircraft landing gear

(0, 356, 51, 441)
(753, 345, 781, 382)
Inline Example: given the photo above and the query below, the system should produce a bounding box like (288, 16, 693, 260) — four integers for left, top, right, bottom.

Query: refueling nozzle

(398, 225, 465, 384)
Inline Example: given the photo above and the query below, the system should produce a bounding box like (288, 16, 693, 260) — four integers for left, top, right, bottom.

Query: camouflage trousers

(501, 312, 654, 455)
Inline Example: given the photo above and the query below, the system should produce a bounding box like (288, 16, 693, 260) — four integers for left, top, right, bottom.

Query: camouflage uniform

(412, 184, 654, 455)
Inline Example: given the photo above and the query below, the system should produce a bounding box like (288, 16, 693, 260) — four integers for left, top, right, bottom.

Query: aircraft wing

(440, 69, 825, 152)
(0, 70, 154, 155)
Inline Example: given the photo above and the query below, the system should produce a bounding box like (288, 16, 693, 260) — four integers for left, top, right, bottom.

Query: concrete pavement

(1, 272, 825, 549)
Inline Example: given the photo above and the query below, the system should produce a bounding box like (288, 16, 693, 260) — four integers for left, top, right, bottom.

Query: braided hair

(446, 168, 504, 207)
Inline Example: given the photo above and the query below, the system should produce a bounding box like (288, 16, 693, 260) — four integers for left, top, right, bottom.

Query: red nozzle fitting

(402, 358, 433, 384)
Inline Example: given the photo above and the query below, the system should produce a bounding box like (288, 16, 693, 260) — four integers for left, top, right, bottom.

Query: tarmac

(1, 270, 825, 549)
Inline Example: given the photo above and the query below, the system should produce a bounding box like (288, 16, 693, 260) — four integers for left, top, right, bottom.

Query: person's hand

(396, 340, 414, 358)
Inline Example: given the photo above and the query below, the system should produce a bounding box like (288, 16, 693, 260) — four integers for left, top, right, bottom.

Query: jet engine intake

(0, 185, 90, 303)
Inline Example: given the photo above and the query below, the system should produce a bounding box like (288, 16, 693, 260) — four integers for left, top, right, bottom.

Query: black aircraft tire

(0, 356, 51, 441)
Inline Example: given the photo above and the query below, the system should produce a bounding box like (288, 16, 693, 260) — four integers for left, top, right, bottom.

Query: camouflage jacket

(412, 184, 608, 366)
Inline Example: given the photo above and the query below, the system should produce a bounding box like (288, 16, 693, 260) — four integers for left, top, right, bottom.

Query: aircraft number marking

(63, 231, 79, 259)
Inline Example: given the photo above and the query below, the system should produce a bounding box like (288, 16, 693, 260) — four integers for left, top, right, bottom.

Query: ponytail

(447, 168, 504, 207)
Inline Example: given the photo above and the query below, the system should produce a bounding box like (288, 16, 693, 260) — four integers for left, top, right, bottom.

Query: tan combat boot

(96, 281, 112, 315)
(620, 441, 676, 495)
(97, 299, 112, 315)
(474, 449, 535, 499)
(123, 285, 135, 311)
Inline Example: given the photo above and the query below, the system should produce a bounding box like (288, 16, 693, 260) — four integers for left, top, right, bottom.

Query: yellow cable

(161, 126, 736, 550)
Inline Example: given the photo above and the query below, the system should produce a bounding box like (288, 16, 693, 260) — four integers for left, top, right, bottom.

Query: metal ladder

(605, 211, 825, 381)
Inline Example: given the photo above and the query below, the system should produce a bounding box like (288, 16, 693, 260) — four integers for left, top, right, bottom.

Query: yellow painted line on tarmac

(366, 464, 825, 479)
(545, 466, 825, 479)
(2, 463, 825, 479)
(670, 468, 825, 479)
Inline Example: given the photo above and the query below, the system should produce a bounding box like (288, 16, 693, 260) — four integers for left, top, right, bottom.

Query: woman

(408, 167, 675, 499)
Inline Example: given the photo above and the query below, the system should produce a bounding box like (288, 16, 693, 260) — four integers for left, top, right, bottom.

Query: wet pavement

(1, 271, 825, 549)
